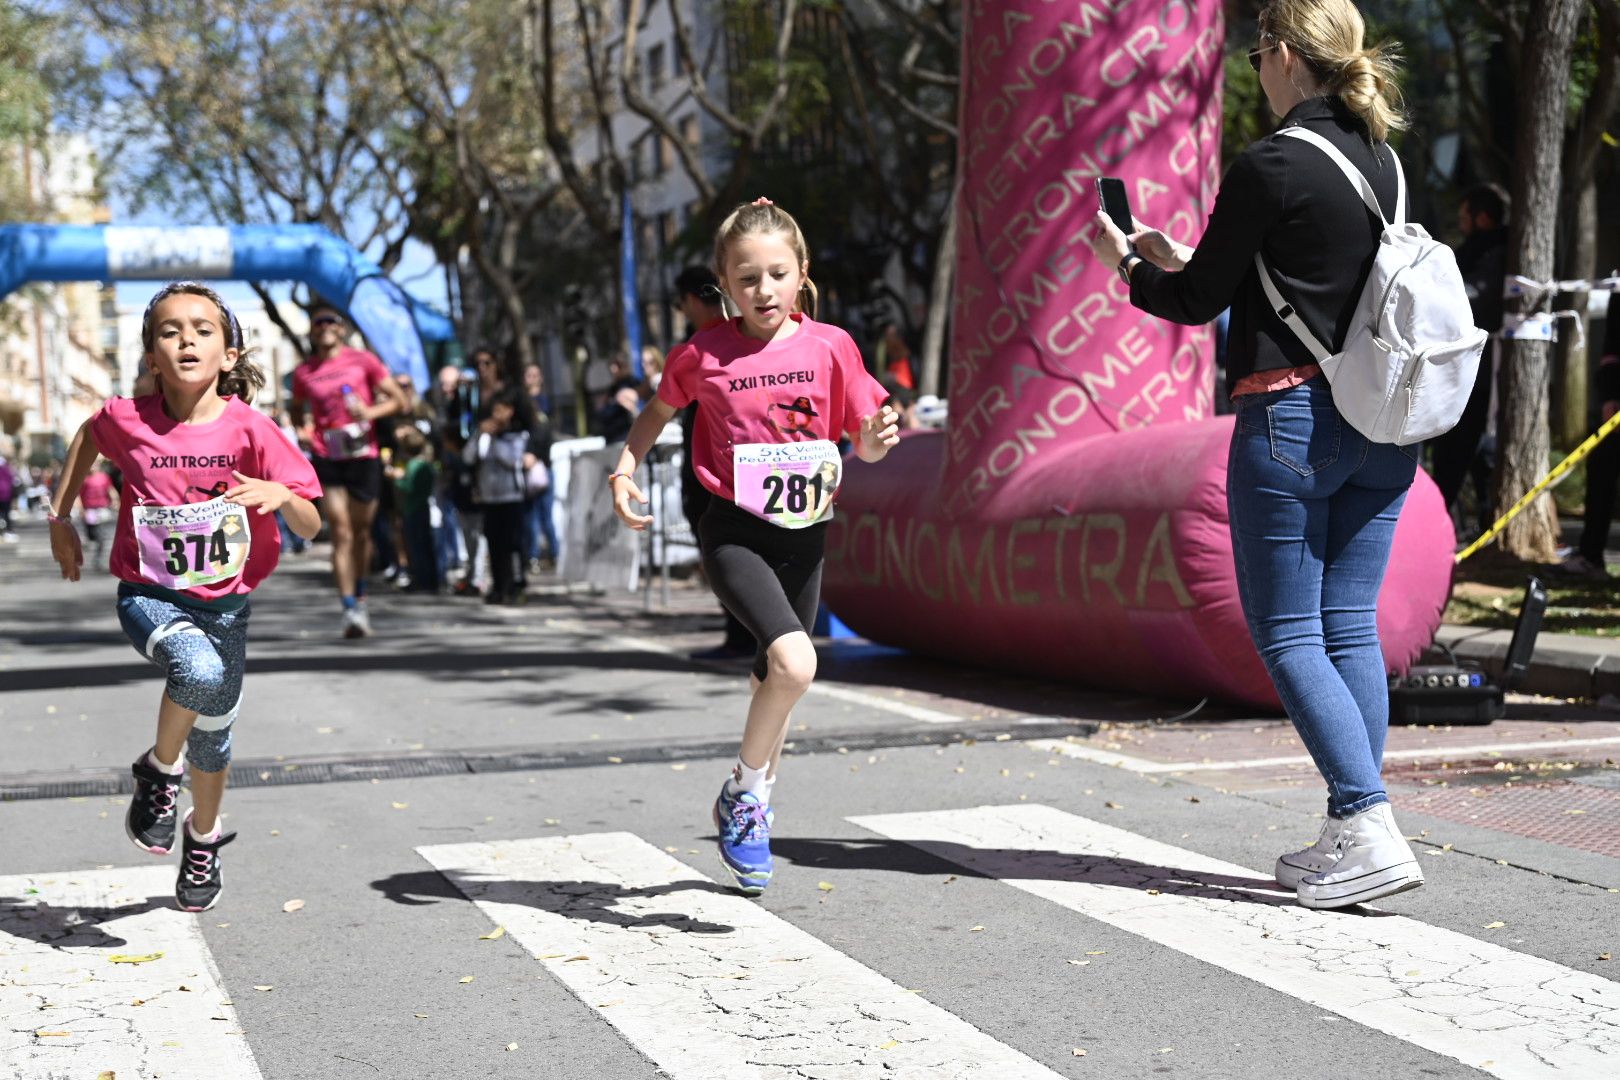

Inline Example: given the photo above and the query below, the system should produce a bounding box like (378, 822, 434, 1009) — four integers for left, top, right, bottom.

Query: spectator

(1562, 307, 1620, 579)
(465, 386, 540, 605)
(0, 450, 16, 541)
(672, 264, 753, 661)
(521, 363, 559, 573)
(1430, 182, 1509, 535)
(392, 425, 440, 592)
(877, 323, 917, 390)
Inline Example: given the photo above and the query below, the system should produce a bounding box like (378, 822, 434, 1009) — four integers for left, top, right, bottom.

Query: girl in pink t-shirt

(47, 282, 322, 912)
(610, 199, 901, 896)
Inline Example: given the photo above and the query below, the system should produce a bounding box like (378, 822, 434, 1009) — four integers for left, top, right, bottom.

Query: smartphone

(1097, 177, 1134, 239)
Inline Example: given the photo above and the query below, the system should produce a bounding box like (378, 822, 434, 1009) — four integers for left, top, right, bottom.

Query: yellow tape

(1454, 407, 1620, 564)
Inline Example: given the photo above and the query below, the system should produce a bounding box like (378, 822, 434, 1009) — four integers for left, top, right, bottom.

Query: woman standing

(1091, 0, 1423, 909)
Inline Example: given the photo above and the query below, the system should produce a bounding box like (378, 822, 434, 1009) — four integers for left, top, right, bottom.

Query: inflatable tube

(821, 0, 1453, 705)
(0, 224, 453, 388)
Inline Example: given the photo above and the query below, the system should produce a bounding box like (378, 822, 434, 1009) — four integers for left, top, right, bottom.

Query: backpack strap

(1276, 126, 1402, 225)
(1253, 251, 1332, 362)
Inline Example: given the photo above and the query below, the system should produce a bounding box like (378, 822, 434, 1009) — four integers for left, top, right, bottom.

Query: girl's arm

(223, 471, 321, 539)
(48, 419, 102, 581)
(609, 398, 678, 530)
(278, 492, 321, 539)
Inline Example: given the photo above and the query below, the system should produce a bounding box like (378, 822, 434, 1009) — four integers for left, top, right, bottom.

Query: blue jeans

(524, 489, 559, 562)
(1228, 378, 1419, 818)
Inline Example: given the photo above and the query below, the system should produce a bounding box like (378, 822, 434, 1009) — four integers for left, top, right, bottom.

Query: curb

(1434, 624, 1620, 701)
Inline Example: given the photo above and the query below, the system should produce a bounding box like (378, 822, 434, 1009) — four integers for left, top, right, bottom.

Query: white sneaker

(353, 603, 372, 636)
(341, 607, 366, 639)
(1274, 816, 1341, 889)
(1297, 803, 1423, 909)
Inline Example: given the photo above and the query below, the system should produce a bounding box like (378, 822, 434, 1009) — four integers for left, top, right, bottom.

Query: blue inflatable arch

(0, 224, 454, 388)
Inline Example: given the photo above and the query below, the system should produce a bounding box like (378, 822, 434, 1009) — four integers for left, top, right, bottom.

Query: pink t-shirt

(657, 315, 889, 502)
(290, 347, 392, 459)
(90, 395, 322, 601)
(79, 470, 114, 509)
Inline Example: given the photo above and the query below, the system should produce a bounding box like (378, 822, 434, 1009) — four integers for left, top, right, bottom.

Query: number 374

(163, 530, 231, 574)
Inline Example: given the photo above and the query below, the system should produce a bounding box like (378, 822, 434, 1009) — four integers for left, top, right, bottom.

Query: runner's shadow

(370, 870, 737, 934)
(0, 894, 173, 949)
(772, 837, 1372, 912)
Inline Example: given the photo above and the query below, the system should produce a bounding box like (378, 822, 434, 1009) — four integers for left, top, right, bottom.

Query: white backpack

(1255, 127, 1488, 446)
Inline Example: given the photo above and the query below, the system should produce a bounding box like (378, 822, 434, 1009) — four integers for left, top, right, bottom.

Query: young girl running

(48, 282, 322, 911)
(611, 199, 900, 895)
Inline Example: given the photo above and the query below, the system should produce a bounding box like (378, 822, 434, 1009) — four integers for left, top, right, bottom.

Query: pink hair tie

(751, 196, 774, 207)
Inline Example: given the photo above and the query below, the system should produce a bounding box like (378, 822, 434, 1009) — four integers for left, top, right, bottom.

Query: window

(647, 43, 666, 92)
(659, 133, 675, 174)
(680, 114, 699, 148)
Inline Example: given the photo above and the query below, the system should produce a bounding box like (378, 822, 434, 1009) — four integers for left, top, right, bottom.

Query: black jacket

(1456, 227, 1509, 336)
(1130, 96, 1407, 388)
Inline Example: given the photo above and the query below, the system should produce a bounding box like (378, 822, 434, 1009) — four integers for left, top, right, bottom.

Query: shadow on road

(369, 868, 736, 934)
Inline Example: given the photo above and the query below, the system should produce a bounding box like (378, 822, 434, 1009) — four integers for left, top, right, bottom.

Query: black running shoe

(127, 756, 183, 855)
(176, 811, 237, 912)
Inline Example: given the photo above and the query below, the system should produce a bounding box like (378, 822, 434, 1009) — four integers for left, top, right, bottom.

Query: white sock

(725, 756, 770, 800)
(147, 748, 184, 775)
(762, 775, 777, 805)
(188, 816, 221, 843)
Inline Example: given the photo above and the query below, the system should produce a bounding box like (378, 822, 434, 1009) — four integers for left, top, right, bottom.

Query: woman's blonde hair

(712, 199, 818, 319)
(1259, 0, 1405, 143)
(140, 281, 267, 403)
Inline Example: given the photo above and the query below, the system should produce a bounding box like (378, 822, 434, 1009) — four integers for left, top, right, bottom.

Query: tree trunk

(1495, 0, 1583, 561)
(918, 185, 956, 399)
(1553, 173, 1596, 448)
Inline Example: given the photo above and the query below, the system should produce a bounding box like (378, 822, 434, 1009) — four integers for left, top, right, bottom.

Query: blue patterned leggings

(115, 585, 251, 773)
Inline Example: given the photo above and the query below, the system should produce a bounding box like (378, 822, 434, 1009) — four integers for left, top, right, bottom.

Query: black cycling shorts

(698, 499, 825, 683)
(312, 456, 383, 504)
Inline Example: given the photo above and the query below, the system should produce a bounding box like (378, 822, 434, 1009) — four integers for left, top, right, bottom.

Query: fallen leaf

(505, 1043, 518, 1051)
(1067, 959, 1091, 966)
(391, 802, 409, 810)
(1072, 1048, 1087, 1056)
(1482, 921, 1505, 929)
(817, 882, 835, 892)
(315, 726, 334, 735)
(969, 925, 985, 932)
(458, 976, 474, 984)
(596, 1000, 624, 1008)
(217, 923, 230, 929)
(607, 756, 623, 764)
(1186, 796, 1200, 803)
(282, 899, 305, 914)
(1158, 1047, 1174, 1054)
(252, 985, 273, 992)
(98, 1073, 115, 1080)
(670, 763, 687, 771)
(563, 955, 589, 963)
(1599, 953, 1612, 961)
(108, 952, 164, 965)
(543, 818, 561, 826)
(879, 1038, 899, 1050)
(480, 926, 506, 941)
(1086, 950, 1106, 956)
(415, 1013, 429, 1019)
(1104, 801, 1123, 810)
(1405, 969, 1421, 976)
(1567, 809, 1587, 815)
(34, 1031, 71, 1038)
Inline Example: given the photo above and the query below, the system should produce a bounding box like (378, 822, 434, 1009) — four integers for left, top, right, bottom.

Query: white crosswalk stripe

(416, 831, 1064, 1079)
(850, 804, 1620, 1080)
(0, 866, 261, 1080)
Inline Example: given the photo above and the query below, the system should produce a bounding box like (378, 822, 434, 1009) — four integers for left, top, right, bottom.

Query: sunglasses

(1248, 43, 1278, 71)
(312, 315, 343, 327)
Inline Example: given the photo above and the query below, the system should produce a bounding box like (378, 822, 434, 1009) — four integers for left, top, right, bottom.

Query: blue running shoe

(713, 785, 773, 895)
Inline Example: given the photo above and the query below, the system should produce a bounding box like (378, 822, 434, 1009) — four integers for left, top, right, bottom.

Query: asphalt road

(2, 521, 1616, 1080)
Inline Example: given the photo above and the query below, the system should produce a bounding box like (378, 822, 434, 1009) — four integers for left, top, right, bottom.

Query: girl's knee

(765, 635, 816, 692)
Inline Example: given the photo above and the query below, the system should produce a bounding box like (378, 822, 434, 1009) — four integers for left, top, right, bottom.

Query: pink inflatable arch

(822, 0, 1453, 708)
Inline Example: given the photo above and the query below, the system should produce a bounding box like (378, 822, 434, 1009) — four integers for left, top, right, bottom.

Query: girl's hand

(224, 471, 292, 516)
(857, 405, 901, 462)
(48, 518, 84, 582)
(611, 475, 653, 531)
